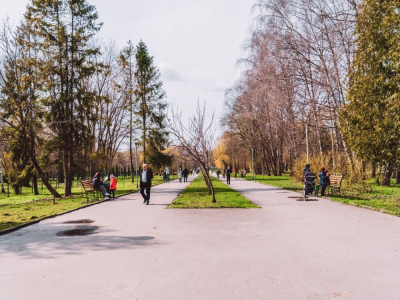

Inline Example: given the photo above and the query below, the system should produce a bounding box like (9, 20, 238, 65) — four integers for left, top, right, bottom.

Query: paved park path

(1, 174, 400, 300)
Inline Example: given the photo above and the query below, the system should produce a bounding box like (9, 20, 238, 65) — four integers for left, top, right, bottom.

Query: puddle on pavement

(295, 198, 319, 201)
(63, 219, 95, 224)
(57, 226, 99, 236)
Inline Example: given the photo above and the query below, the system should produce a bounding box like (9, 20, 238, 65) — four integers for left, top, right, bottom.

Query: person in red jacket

(110, 174, 117, 199)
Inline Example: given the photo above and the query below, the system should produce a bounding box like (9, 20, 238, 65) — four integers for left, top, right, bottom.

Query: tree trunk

(372, 161, 376, 178)
(382, 165, 394, 186)
(200, 164, 215, 202)
(33, 170, 39, 195)
(396, 168, 400, 184)
(31, 157, 61, 198)
(64, 152, 72, 196)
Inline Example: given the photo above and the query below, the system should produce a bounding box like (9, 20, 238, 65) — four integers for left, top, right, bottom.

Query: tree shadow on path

(0, 223, 156, 259)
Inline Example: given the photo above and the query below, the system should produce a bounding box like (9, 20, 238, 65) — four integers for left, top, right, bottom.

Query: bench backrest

(330, 175, 343, 185)
(81, 180, 93, 190)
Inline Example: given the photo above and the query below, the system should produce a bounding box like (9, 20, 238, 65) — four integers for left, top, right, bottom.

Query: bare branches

(169, 101, 218, 202)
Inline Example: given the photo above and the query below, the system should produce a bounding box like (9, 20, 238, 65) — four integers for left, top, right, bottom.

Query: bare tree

(169, 102, 219, 202)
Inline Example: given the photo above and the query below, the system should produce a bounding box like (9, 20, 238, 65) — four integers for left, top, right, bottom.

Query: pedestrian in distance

(318, 167, 329, 197)
(240, 169, 244, 178)
(162, 169, 167, 183)
(222, 169, 226, 178)
(178, 168, 182, 183)
(140, 164, 153, 205)
(233, 168, 237, 178)
(216, 169, 220, 178)
(182, 167, 189, 183)
(226, 166, 232, 185)
(109, 174, 117, 198)
(166, 167, 170, 183)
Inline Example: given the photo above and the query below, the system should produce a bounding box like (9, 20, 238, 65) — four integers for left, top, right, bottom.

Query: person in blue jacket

(318, 167, 329, 196)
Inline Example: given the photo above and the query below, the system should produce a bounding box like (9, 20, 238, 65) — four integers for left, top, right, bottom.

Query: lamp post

(135, 140, 138, 188)
(252, 148, 255, 180)
(306, 123, 309, 164)
(0, 147, 4, 193)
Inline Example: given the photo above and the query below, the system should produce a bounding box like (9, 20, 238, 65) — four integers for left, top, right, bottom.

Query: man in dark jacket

(182, 167, 189, 183)
(226, 166, 232, 185)
(140, 164, 153, 205)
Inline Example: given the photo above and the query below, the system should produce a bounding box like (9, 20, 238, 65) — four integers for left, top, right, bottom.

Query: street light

(135, 140, 138, 188)
(306, 123, 309, 164)
(252, 148, 255, 180)
(0, 147, 4, 193)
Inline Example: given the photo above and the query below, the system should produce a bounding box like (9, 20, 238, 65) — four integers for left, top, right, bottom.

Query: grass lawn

(0, 175, 174, 232)
(169, 175, 259, 209)
(245, 174, 400, 216)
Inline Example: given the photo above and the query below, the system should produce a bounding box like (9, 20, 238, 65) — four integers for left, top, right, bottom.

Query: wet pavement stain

(57, 226, 99, 236)
(63, 219, 95, 224)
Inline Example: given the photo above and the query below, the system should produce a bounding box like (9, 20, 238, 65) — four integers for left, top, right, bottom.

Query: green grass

(0, 175, 174, 232)
(245, 174, 400, 216)
(169, 175, 259, 209)
(244, 174, 304, 192)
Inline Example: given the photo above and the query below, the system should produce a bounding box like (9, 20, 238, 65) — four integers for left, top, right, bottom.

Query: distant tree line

(222, 0, 400, 186)
(0, 0, 170, 196)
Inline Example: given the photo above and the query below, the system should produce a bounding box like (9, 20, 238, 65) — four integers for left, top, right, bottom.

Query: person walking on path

(178, 168, 182, 183)
(233, 168, 237, 178)
(318, 167, 329, 197)
(109, 174, 117, 198)
(226, 166, 232, 185)
(216, 169, 220, 178)
(166, 167, 170, 183)
(140, 164, 153, 205)
(182, 167, 188, 183)
(162, 169, 167, 183)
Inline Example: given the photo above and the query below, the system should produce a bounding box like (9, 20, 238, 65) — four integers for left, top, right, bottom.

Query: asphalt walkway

(1, 174, 400, 299)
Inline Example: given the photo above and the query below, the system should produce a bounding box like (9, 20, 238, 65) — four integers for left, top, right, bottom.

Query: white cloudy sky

(0, 0, 255, 123)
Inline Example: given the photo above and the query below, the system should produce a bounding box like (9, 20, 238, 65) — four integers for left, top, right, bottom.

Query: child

(178, 168, 182, 183)
(110, 174, 117, 199)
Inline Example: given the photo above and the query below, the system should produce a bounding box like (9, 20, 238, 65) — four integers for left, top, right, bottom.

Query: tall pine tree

(0, 22, 62, 197)
(25, 0, 102, 195)
(119, 41, 136, 182)
(134, 41, 168, 164)
(342, 0, 400, 185)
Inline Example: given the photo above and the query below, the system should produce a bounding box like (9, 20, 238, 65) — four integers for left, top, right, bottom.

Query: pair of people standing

(303, 164, 330, 196)
(162, 167, 170, 183)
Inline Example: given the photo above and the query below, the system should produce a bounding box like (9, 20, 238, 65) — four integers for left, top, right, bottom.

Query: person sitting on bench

(93, 172, 111, 200)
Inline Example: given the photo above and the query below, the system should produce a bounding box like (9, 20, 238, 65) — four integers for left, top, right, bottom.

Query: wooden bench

(80, 180, 99, 202)
(329, 175, 343, 195)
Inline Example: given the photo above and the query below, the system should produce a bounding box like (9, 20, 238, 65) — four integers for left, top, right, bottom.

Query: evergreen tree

(134, 41, 168, 164)
(342, 0, 400, 185)
(147, 139, 173, 171)
(0, 22, 61, 197)
(119, 41, 136, 182)
(24, 0, 102, 195)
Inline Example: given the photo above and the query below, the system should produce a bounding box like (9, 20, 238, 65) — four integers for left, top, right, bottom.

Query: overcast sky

(0, 0, 255, 124)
